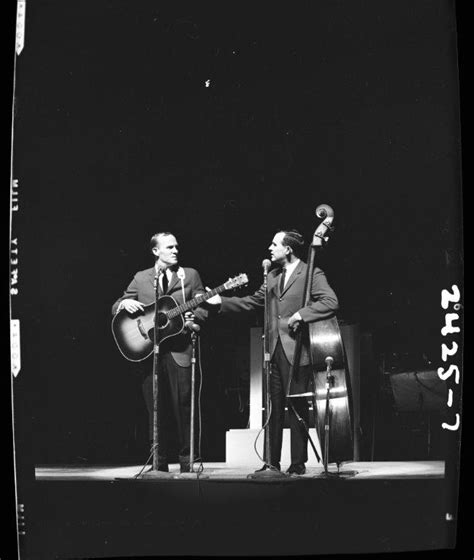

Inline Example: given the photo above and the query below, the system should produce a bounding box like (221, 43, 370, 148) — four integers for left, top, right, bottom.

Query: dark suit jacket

(221, 261, 338, 366)
(112, 266, 207, 367)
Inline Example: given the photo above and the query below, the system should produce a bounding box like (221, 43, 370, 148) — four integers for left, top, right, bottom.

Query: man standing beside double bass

(207, 229, 339, 475)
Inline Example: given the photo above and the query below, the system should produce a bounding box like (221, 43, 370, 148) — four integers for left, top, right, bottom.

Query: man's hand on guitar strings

(120, 299, 145, 314)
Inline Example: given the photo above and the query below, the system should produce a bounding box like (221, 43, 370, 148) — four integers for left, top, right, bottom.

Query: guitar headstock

(224, 273, 249, 290)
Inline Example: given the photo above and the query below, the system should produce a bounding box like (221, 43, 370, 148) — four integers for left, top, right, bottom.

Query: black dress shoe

(254, 463, 281, 473)
(180, 462, 191, 473)
(157, 463, 169, 473)
(286, 463, 306, 475)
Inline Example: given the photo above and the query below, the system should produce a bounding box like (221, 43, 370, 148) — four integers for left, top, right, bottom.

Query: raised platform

(20, 460, 454, 558)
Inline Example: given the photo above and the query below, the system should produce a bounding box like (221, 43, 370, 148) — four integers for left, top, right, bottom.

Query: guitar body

(309, 316, 354, 464)
(111, 295, 185, 362)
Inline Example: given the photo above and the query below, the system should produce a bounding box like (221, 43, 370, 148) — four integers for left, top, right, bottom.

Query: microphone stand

(249, 261, 287, 479)
(178, 323, 209, 479)
(189, 329, 198, 472)
(141, 268, 172, 478)
(321, 357, 337, 477)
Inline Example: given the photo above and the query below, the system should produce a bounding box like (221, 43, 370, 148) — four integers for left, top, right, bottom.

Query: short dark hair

(150, 232, 174, 252)
(280, 229, 305, 258)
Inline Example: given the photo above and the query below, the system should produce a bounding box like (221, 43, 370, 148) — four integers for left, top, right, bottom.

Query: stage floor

(35, 460, 445, 481)
(24, 460, 454, 558)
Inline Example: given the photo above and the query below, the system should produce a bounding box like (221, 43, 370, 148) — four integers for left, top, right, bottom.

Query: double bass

(287, 204, 354, 469)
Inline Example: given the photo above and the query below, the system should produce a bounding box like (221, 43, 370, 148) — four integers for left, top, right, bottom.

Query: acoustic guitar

(112, 273, 248, 361)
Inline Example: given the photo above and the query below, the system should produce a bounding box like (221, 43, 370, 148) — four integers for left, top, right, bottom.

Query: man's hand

(205, 287, 222, 305)
(119, 299, 145, 314)
(288, 312, 302, 332)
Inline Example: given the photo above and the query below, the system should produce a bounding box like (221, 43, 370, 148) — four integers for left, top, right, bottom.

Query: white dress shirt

(156, 265, 172, 291)
(282, 258, 300, 288)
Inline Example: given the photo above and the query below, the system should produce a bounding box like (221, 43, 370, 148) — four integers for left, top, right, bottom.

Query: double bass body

(309, 316, 354, 465)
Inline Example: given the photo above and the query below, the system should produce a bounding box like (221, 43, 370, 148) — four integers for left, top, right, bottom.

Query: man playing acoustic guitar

(112, 232, 209, 473)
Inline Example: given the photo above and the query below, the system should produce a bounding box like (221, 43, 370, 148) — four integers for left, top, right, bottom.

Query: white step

(225, 428, 322, 467)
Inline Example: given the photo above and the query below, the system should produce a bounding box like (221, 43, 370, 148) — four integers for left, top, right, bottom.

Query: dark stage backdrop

(10, 2, 462, 466)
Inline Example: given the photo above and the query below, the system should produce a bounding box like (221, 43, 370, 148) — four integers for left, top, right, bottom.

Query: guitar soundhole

(157, 312, 169, 329)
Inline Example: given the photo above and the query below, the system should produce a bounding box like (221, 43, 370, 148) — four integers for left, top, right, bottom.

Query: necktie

(161, 271, 169, 294)
(279, 268, 286, 293)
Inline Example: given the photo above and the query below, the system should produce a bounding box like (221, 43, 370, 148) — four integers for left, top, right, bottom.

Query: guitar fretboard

(166, 283, 231, 318)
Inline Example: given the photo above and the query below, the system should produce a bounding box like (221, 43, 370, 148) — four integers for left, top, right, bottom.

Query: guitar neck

(167, 284, 228, 319)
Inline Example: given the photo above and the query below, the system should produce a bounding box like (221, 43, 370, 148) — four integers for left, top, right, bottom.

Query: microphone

(187, 322, 201, 333)
(262, 259, 271, 275)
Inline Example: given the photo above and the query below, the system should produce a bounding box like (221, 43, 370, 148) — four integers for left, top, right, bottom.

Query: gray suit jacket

(221, 261, 339, 365)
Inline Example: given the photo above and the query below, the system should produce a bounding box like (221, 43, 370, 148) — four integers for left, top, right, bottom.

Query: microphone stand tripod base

(247, 467, 289, 480)
(174, 471, 209, 479)
(139, 468, 174, 479)
(316, 464, 358, 479)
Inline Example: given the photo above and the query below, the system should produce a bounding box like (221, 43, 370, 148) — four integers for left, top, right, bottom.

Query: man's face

(152, 234, 179, 268)
(269, 231, 290, 264)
